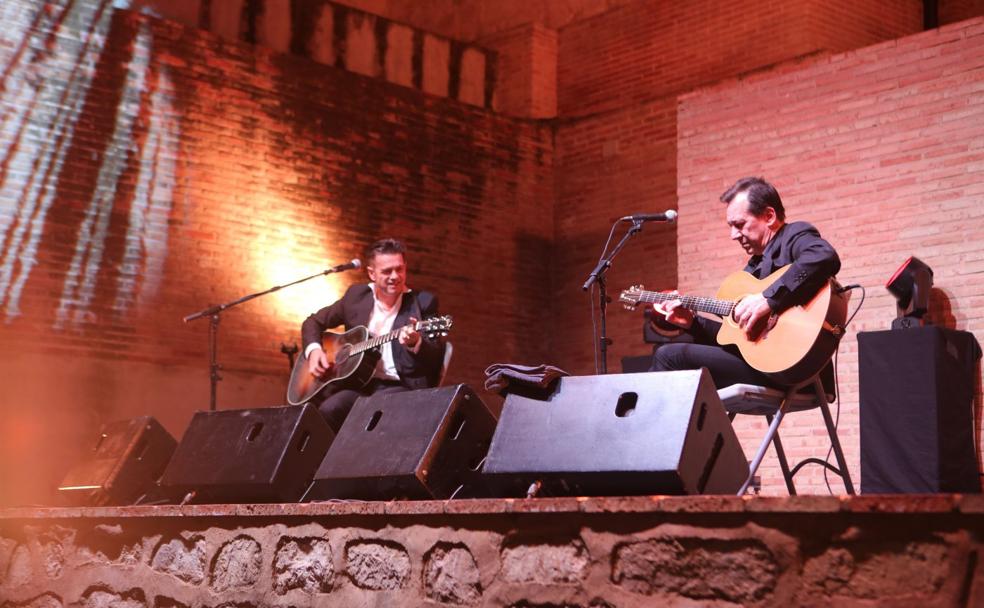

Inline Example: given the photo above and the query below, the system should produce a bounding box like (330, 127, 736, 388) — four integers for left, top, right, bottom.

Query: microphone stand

(582, 219, 645, 374)
(183, 265, 354, 411)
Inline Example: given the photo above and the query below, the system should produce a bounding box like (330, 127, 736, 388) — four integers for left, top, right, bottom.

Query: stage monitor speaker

(482, 369, 748, 496)
(159, 404, 333, 503)
(58, 416, 176, 506)
(859, 327, 982, 493)
(308, 384, 497, 501)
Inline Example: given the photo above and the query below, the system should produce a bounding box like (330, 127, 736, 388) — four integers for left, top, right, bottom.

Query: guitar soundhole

(336, 345, 351, 365)
(297, 431, 310, 453)
(366, 411, 383, 432)
(696, 401, 707, 431)
(615, 392, 638, 417)
(246, 423, 263, 442)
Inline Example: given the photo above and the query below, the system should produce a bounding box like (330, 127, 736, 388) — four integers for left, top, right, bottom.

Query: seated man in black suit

(302, 238, 444, 431)
(649, 176, 841, 388)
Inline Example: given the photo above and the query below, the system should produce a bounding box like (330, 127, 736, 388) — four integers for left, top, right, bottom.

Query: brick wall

(677, 17, 984, 494)
(556, 0, 923, 118)
(0, 0, 552, 506)
(481, 22, 558, 118)
(550, 0, 924, 377)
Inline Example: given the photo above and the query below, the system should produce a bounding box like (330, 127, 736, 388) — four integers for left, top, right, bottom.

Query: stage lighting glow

(250, 222, 346, 325)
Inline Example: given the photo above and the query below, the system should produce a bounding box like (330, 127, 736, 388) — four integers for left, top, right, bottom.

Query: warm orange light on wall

(244, 207, 355, 327)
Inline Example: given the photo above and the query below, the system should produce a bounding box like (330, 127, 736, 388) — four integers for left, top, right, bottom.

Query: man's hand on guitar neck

(653, 293, 695, 329)
(307, 347, 335, 379)
(733, 292, 773, 338)
(398, 316, 422, 352)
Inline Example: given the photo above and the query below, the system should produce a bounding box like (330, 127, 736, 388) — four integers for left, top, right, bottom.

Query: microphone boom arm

(182, 261, 360, 410)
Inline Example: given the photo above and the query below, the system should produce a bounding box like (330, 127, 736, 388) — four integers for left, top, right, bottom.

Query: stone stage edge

(1, 494, 982, 607)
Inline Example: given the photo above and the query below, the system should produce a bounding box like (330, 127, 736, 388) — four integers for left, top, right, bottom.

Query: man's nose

(730, 227, 741, 240)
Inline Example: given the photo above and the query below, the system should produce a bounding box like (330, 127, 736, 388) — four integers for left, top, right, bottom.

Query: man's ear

(764, 206, 780, 228)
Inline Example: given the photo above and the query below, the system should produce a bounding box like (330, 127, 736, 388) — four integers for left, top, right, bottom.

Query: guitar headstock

(619, 285, 645, 310)
(417, 315, 453, 339)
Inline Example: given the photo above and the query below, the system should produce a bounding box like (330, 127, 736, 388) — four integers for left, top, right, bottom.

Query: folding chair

(718, 372, 856, 496)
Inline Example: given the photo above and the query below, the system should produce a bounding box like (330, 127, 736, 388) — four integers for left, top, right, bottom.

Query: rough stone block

(210, 536, 262, 592)
(273, 537, 334, 594)
(39, 527, 74, 579)
(612, 537, 778, 603)
(77, 524, 142, 566)
(799, 540, 950, 601)
(5, 543, 33, 589)
(423, 543, 482, 604)
(77, 586, 146, 608)
(345, 540, 411, 590)
(500, 538, 589, 584)
(150, 536, 206, 585)
(3, 592, 64, 608)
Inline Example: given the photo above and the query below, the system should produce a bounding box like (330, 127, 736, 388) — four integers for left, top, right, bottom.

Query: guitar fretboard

(350, 323, 416, 356)
(632, 290, 735, 317)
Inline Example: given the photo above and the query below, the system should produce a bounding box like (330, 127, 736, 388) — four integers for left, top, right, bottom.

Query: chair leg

(737, 408, 786, 495)
(818, 399, 856, 495)
(765, 414, 797, 495)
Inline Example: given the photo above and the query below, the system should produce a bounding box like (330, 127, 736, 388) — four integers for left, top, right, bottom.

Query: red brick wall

(481, 22, 558, 118)
(550, 0, 923, 377)
(677, 17, 984, 494)
(939, 0, 984, 24)
(0, 1, 552, 506)
(556, 0, 922, 118)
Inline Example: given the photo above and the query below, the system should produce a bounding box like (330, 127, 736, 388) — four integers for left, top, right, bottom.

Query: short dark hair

(720, 177, 785, 221)
(365, 238, 407, 265)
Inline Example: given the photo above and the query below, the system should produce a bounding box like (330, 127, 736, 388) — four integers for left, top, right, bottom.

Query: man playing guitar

(301, 238, 444, 431)
(648, 177, 841, 388)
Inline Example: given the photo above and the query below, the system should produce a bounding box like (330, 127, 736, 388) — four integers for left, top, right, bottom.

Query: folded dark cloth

(483, 363, 570, 395)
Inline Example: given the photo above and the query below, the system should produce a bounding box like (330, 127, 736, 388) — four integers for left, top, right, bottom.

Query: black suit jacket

(301, 284, 444, 389)
(690, 221, 840, 344)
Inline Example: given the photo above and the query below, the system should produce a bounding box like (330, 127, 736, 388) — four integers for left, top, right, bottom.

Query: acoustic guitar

(619, 266, 848, 385)
(286, 315, 453, 406)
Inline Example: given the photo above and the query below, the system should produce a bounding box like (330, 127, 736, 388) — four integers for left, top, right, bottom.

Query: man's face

(726, 191, 778, 256)
(367, 252, 407, 297)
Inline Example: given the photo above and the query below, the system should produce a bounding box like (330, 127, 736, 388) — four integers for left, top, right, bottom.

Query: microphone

(620, 210, 678, 223)
(326, 259, 362, 273)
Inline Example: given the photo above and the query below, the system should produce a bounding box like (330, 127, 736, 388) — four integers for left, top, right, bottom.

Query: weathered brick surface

(0, 0, 551, 506)
(677, 17, 984, 494)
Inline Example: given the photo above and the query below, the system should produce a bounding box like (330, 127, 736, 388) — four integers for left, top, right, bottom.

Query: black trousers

(649, 342, 776, 389)
(313, 379, 410, 432)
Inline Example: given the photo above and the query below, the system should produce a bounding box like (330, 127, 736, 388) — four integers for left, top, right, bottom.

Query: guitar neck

(635, 290, 735, 317)
(350, 324, 412, 356)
